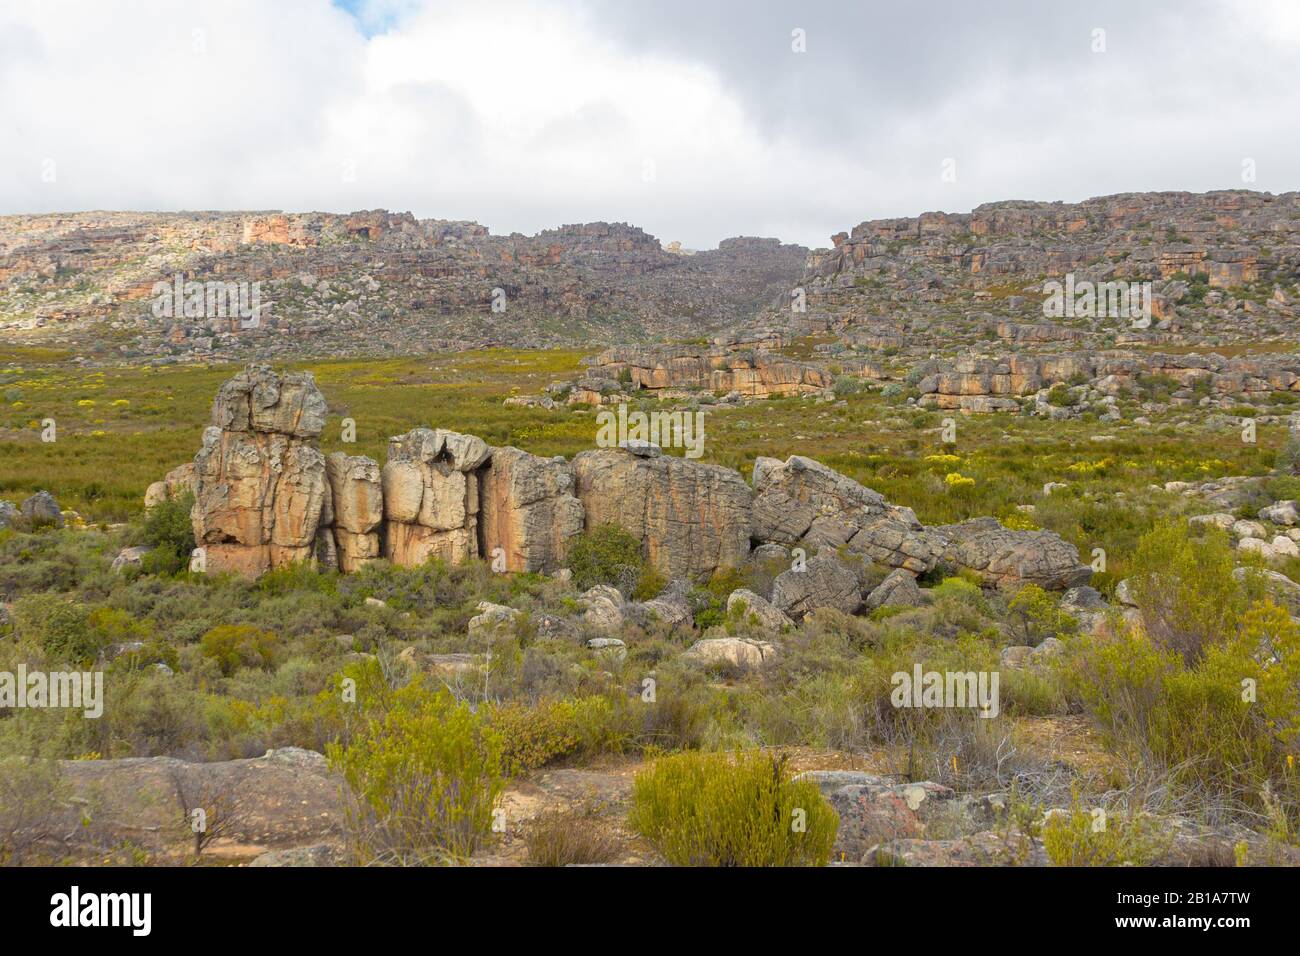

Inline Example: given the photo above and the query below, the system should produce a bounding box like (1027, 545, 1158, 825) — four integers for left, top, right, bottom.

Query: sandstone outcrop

(572, 446, 752, 580)
(161, 368, 1091, 594)
(324, 453, 383, 572)
(751, 455, 938, 573)
(478, 446, 583, 573)
(584, 345, 832, 398)
(933, 517, 1093, 590)
(190, 366, 330, 577)
(381, 428, 488, 567)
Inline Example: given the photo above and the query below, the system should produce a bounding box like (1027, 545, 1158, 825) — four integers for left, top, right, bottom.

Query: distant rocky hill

(754, 190, 1300, 356)
(4, 191, 1300, 366)
(0, 210, 806, 362)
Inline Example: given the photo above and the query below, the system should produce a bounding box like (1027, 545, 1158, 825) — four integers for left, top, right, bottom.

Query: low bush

(327, 679, 506, 865)
(139, 493, 195, 576)
(628, 750, 836, 866)
(524, 806, 621, 866)
(1041, 791, 1170, 866)
(1127, 521, 1246, 662)
(199, 624, 280, 676)
(1063, 601, 1299, 826)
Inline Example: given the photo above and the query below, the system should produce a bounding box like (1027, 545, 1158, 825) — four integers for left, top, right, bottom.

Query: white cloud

(0, 0, 1296, 248)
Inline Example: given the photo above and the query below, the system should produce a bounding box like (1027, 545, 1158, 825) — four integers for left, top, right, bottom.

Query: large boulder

(382, 428, 488, 567)
(571, 448, 752, 580)
(932, 517, 1091, 590)
(210, 365, 327, 438)
(478, 446, 584, 574)
(771, 551, 862, 620)
(19, 491, 63, 528)
(0, 500, 18, 530)
(191, 426, 328, 577)
(865, 568, 923, 609)
(750, 456, 938, 573)
(681, 636, 779, 670)
(578, 585, 625, 632)
(325, 453, 383, 572)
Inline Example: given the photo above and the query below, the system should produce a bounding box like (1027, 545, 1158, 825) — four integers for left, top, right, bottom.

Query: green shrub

(199, 624, 280, 676)
(327, 680, 506, 864)
(1008, 583, 1078, 646)
(628, 750, 837, 866)
(567, 523, 645, 594)
(140, 492, 195, 576)
(1063, 604, 1299, 824)
(11, 594, 97, 666)
(492, 700, 578, 775)
(1045, 384, 1076, 408)
(1127, 521, 1246, 662)
(1276, 436, 1300, 476)
(1042, 791, 1170, 866)
(257, 561, 339, 597)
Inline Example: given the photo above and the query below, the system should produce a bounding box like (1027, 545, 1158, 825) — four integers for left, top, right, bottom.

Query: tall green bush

(327, 680, 506, 865)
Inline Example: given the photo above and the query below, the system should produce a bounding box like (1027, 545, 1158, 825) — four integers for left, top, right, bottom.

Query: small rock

(681, 637, 779, 670)
(110, 545, 153, 573)
(725, 588, 794, 630)
(864, 568, 923, 609)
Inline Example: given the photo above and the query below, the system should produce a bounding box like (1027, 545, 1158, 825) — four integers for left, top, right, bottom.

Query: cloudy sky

(1, 0, 1298, 248)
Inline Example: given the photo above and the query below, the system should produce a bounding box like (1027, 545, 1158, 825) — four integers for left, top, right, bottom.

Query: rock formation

(324, 453, 383, 572)
(190, 366, 330, 577)
(477, 446, 584, 574)
(381, 428, 489, 567)
(572, 444, 752, 581)
(163, 367, 1091, 595)
(751, 455, 938, 573)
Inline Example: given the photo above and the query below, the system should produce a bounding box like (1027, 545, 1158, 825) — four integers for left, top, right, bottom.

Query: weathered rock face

(751, 455, 939, 573)
(324, 453, 383, 572)
(381, 428, 489, 567)
(571, 447, 752, 580)
(682, 636, 780, 670)
(477, 446, 584, 574)
(211, 365, 328, 437)
(865, 568, 923, 609)
(934, 517, 1092, 590)
(19, 490, 64, 528)
(772, 551, 863, 619)
(190, 367, 330, 577)
(726, 588, 795, 631)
